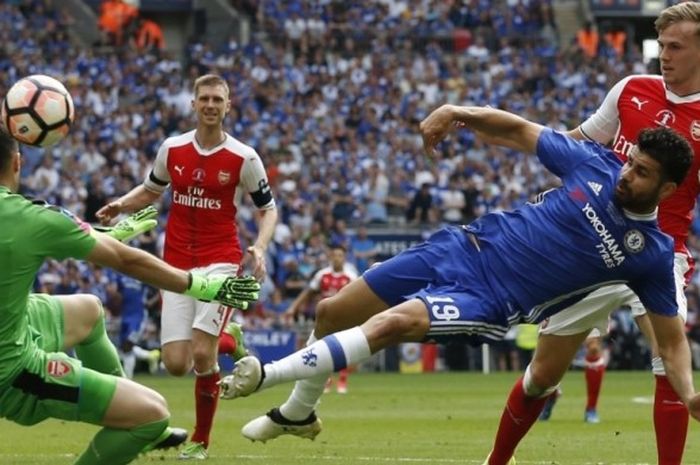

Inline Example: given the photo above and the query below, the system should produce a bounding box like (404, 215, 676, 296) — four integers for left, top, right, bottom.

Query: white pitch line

(0, 453, 653, 465)
(231, 453, 651, 465)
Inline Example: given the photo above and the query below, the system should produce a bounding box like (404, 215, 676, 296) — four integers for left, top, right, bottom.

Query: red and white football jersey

(580, 74, 700, 255)
(309, 264, 358, 298)
(144, 130, 274, 269)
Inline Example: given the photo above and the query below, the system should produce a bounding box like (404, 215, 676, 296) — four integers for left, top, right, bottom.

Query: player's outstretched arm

(96, 185, 161, 225)
(92, 205, 158, 242)
(420, 105, 544, 156)
(647, 311, 700, 420)
(85, 233, 260, 309)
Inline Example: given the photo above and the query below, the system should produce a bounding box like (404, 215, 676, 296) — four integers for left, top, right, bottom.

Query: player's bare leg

(58, 295, 182, 462)
(74, 377, 172, 464)
(241, 277, 389, 441)
(60, 294, 124, 377)
(61, 294, 187, 454)
(635, 313, 689, 465)
(486, 331, 589, 465)
(162, 330, 221, 459)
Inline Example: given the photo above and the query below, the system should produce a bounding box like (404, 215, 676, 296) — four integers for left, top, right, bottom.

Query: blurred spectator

(281, 259, 308, 306)
(440, 175, 466, 224)
(350, 225, 379, 273)
(329, 218, 352, 251)
(135, 17, 165, 52)
(406, 182, 435, 225)
(331, 178, 355, 222)
(363, 163, 389, 224)
(29, 155, 60, 200)
(603, 23, 627, 58)
(54, 264, 79, 294)
(386, 172, 411, 224)
(97, 0, 138, 46)
(577, 20, 599, 59)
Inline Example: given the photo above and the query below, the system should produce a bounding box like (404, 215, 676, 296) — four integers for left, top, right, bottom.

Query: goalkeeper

(0, 130, 259, 464)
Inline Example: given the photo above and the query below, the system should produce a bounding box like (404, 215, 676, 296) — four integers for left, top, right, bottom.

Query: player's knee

(585, 337, 602, 356)
(161, 354, 190, 377)
(526, 362, 560, 394)
(315, 298, 339, 335)
(76, 295, 105, 342)
(138, 388, 170, 423)
(83, 294, 104, 323)
(192, 359, 217, 376)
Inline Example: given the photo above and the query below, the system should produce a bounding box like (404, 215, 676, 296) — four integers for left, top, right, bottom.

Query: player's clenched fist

(419, 104, 457, 157)
(184, 274, 260, 309)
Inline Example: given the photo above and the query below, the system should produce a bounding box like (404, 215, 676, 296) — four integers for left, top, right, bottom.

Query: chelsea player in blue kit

(222, 105, 700, 447)
(111, 273, 161, 379)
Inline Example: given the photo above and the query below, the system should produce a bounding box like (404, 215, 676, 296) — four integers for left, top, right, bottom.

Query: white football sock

(132, 345, 151, 360)
(279, 373, 329, 421)
(261, 327, 370, 390)
(121, 351, 136, 379)
(280, 332, 327, 421)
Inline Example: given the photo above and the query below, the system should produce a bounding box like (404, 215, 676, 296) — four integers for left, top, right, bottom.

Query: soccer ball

(1, 75, 74, 147)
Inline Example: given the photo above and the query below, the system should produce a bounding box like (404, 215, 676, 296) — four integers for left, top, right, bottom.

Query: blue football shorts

(363, 227, 511, 344)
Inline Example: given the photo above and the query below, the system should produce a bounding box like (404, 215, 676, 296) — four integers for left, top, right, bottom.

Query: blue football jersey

(464, 128, 677, 324)
(115, 273, 147, 318)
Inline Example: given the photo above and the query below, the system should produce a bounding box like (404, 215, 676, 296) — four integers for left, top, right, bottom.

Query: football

(1, 74, 74, 147)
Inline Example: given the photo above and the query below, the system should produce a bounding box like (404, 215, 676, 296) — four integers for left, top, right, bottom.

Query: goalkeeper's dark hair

(637, 127, 693, 185)
(0, 128, 18, 173)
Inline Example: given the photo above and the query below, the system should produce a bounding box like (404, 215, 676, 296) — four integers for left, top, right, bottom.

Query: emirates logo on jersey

(690, 120, 700, 141)
(218, 170, 231, 185)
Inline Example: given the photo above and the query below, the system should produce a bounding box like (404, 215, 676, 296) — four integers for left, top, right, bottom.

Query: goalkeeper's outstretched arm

(86, 233, 259, 309)
(92, 205, 158, 242)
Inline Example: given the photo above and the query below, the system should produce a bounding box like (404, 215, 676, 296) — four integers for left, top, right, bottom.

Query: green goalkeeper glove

(94, 206, 158, 242)
(184, 274, 260, 309)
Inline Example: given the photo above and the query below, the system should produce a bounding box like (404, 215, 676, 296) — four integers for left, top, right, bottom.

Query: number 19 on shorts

(425, 296, 460, 321)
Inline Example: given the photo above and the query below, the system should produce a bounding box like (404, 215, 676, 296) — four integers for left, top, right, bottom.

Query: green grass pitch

(1, 370, 699, 464)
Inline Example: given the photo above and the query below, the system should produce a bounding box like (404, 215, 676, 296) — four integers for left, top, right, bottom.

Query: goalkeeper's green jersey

(0, 185, 96, 386)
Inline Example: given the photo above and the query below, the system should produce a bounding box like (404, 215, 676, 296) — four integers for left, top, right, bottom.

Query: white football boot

(242, 408, 322, 443)
(219, 356, 264, 399)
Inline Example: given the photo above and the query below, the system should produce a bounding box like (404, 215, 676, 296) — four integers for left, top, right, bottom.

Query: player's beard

(614, 181, 658, 214)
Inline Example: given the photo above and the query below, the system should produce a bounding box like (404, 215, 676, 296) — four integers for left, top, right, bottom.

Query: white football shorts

(540, 253, 689, 337)
(160, 262, 240, 344)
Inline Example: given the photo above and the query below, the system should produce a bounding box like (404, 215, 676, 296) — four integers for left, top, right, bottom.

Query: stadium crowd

(3, 0, 700, 370)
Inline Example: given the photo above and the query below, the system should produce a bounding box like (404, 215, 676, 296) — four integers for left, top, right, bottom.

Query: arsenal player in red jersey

(285, 245, 358, 394)
(97, 74, 277, 459)
(485, 3, 700, 465)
